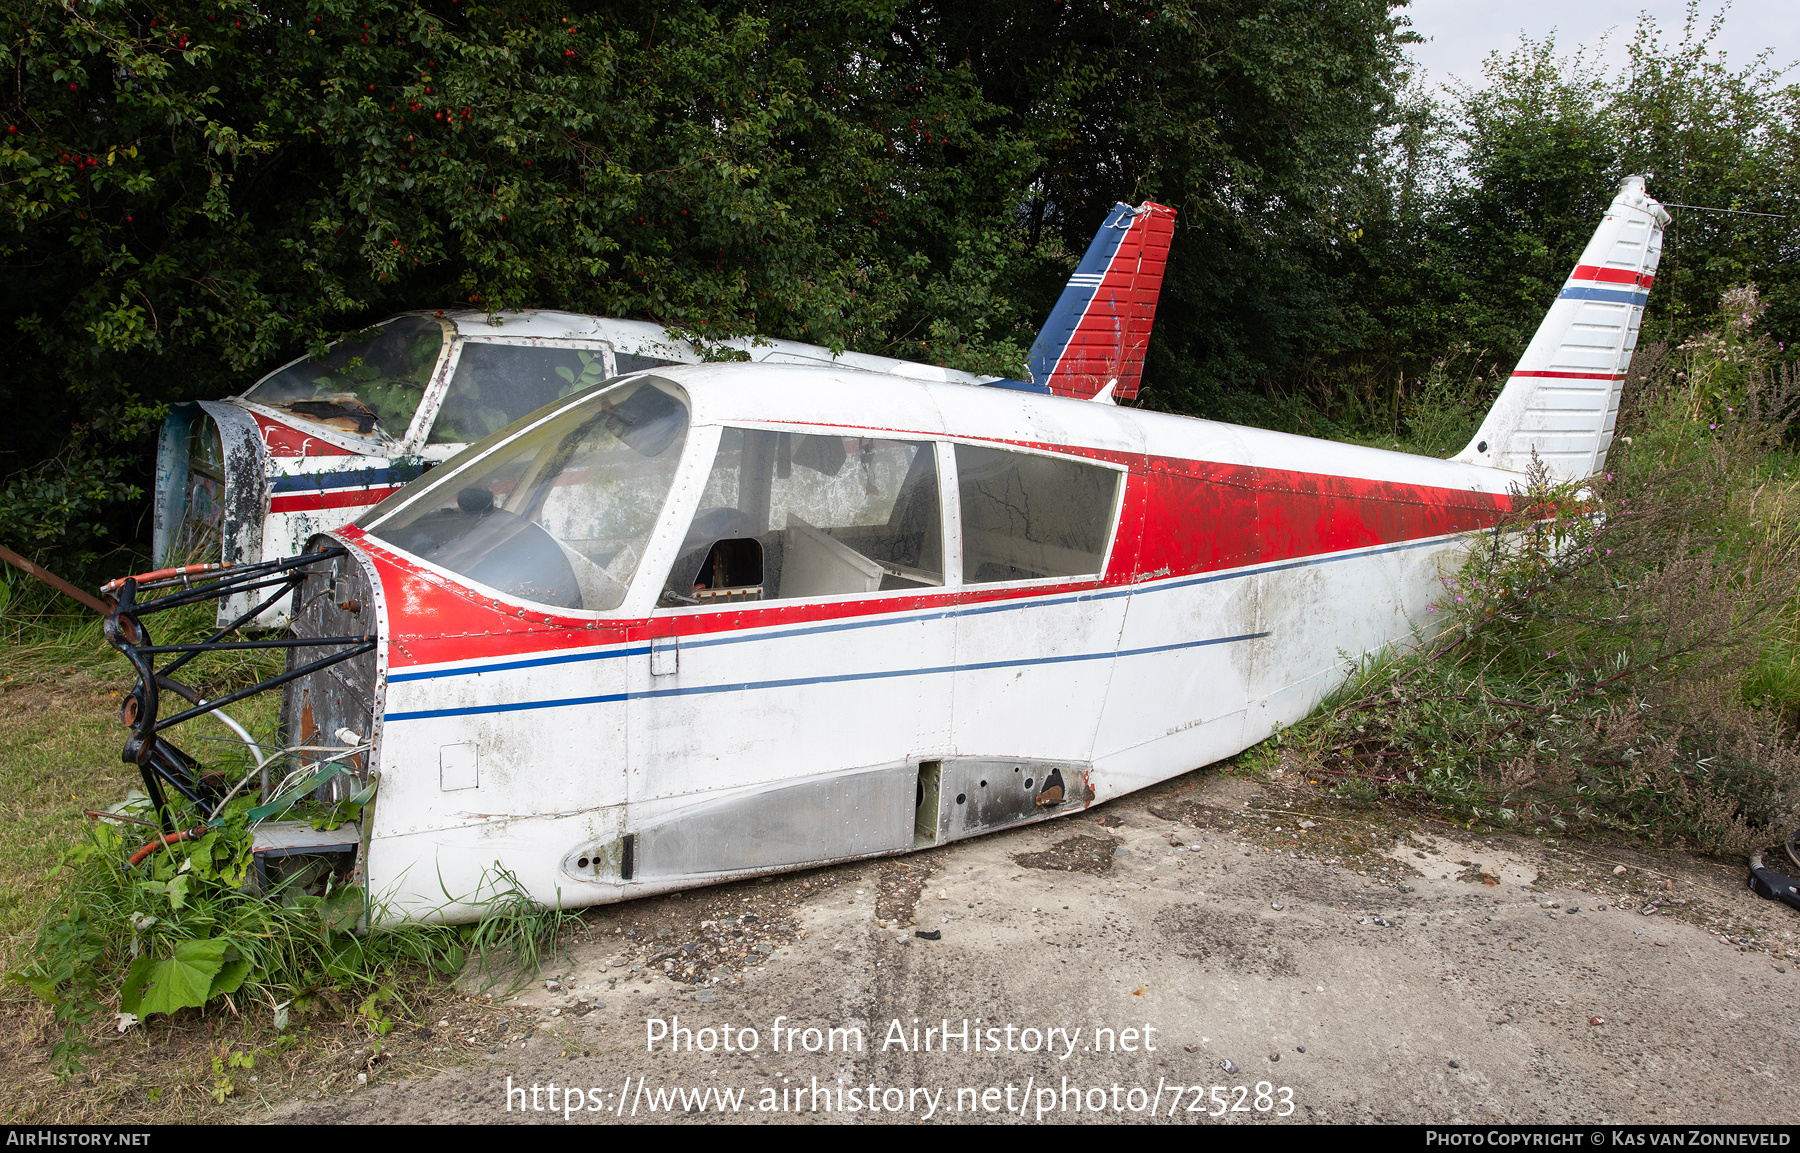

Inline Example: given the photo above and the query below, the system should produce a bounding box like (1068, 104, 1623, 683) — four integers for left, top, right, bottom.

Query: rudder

(1453, 175, 1670, 482)
(1026, 201, 1177, 400)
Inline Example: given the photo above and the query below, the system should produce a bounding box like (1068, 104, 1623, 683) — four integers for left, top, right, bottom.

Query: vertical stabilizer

(1026, 201, 1177, 400)
(1452, 175, 1670, 482)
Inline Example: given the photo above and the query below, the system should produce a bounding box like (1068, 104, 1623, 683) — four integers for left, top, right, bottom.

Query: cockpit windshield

(362, 378, 689, 612)
(242, 315, 445, 441)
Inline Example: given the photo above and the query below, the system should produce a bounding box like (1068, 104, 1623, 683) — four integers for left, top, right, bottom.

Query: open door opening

(914, 760, 941, 848)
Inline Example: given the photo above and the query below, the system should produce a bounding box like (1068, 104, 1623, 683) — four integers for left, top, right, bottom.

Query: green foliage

(1297, 9, 1799, 445)
(120, 937, 240, 1019)
(12, 767, 572, 1078)
(4, 0, 1796, 577)
(14, 782, 403, 1076)
(454, 865, 577, 994)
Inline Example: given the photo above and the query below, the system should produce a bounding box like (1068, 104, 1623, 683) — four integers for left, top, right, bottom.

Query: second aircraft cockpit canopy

(357, 371, 1128, 616)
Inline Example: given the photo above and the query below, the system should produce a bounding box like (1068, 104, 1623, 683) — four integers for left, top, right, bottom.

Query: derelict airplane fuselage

(115, 180, 1669, 922)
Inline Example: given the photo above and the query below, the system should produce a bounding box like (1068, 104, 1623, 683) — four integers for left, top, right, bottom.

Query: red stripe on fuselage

(1131, 457, 1512, 578)
(269, 486, 402, 513)
(341, 441, 1515, 670)
(1508, 370, 1626, 381)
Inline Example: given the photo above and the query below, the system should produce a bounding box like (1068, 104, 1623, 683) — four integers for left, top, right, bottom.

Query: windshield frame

(237, 314, 456, 452)
(358, 374, 711, 620)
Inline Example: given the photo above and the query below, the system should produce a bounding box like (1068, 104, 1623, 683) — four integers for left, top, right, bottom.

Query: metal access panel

(250, 820, 362, 859)
(935, 758, 1091, 843)
(249, 820, 363, 896)
(635, 762, 915, 878)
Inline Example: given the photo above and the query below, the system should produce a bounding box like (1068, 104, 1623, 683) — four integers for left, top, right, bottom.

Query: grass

(1286, 354, 1800, 858)
(0, 572, 571, 1122)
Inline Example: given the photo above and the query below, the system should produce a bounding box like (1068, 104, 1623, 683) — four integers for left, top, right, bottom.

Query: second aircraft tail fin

(1025, 201, 1177, 400)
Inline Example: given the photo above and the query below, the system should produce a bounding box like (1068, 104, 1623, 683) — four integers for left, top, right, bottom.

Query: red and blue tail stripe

(1558, 262, 1654, 308)
(1025, 201, 1176, 400)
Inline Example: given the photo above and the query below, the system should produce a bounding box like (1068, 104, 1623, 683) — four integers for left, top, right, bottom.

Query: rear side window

(615, 351, 685, 376)
(955, 444, 1120, 583)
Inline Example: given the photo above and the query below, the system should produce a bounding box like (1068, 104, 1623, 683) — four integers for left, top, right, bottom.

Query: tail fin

(1026, 201, 1177, 400)
(1454, 175, 1671, 482)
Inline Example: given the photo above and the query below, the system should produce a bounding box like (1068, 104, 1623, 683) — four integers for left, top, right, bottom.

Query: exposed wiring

(249, 744, 371, 828)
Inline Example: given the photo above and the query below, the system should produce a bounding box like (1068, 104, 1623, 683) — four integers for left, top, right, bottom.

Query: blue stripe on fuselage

(271, 465, 425, 493)
(381, 632, 1270, 722)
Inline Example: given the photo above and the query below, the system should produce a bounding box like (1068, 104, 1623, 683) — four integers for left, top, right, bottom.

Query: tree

(1, 0, 1040, 566)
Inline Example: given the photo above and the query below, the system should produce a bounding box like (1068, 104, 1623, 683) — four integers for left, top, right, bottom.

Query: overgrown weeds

(1294, 290, 1800, 858)
(455, 867, 579, 995)
(1, 573, 572, 1083)
(12, 794, 577, 1080)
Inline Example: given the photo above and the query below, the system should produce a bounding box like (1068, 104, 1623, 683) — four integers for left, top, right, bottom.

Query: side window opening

(661, 429, 943, 606)
(955, 444, 1120, 583)
(429, 343, 616, 445)
(242, 315, 444, 441)
(615, 351, 685, 376)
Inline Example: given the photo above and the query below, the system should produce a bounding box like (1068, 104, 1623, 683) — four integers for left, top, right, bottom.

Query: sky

(1400, 0, 1800, 92)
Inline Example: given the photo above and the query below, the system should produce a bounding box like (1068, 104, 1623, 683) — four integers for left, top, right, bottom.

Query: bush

(1294, 289, 1800, 856)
